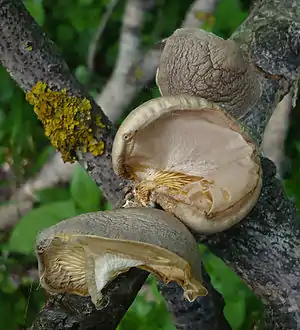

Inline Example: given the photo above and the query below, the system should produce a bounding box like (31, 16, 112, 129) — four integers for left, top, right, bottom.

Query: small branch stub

(36, 207, 207, 308)
(112, 95, 262, 234)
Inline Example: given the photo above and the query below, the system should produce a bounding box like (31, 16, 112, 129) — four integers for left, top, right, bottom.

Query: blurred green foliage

(0, 0, 299, 329)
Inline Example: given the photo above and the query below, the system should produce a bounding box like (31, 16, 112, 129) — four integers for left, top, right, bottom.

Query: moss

(26, 81, 105, 163)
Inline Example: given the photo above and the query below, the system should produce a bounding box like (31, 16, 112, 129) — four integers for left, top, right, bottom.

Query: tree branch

(262, 93, 292, 177)
(0, 0, 228, 329)
(30, 268, 149, 330)
(201, 1, 300, 328)
(0, 0, 124, 207)
(1, 0, 300, 329)
(157, 267, 231, 330)
(0, 152, 76, 231)
(87, 0, 120, 72)
(95, 0, 220, 123)
(96, 0, 156, 123)
(204, 157, 300, 329)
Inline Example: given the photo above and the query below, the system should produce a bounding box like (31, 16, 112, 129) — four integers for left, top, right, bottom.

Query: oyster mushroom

(112, 95, 262, 234)
(156, 28, 261, 118)
(36, 207, 206, 308)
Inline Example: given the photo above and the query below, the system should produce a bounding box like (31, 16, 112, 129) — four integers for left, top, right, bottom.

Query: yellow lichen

(26, 81, 105, 163)
(25, 41, 33, 51)
(194, 11, 215, 26)
(95, 115, 105, 128)
(134, 67, 143, 81)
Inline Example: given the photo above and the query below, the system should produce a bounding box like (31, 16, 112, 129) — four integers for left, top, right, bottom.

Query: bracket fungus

(112, 95, 262, 234)
(36, 207, 206, 308)
(156, 28, 261, 118)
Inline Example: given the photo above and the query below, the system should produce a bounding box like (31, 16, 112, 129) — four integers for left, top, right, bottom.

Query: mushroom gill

(112, 95, 262, 233)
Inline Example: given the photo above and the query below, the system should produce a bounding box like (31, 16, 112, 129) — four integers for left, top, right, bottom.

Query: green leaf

(118, 291, 175, 330)
(0, 293, 15, 329)
(75, 65, 91, 85)
(8, 200, 78, 255)
(199, 245, 263, 329)
(104, 201, 112, 210)
(24, 0, 45, 26)
(1, 277, 17, 294)
(214, 0, 248, 37)
(224, 299, 246, 330)
(70, 165, 101, 213)
(0, 67, 14, 102)
(0, 146, 7, 165)
(151, 87, 161, 99)
(199, 245, 251, 298)
(35, 187, 71, 204)
(56, 24, 75, 43)
(78, 0, 94, 5)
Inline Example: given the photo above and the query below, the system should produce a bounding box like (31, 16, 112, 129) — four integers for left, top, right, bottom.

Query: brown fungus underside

(112, 95, 262, 234)
(36, 208, 206, 308)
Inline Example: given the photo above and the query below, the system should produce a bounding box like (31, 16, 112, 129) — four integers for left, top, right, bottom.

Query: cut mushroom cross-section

(112, 95, 262, 234)
(36, 207, 206, 308)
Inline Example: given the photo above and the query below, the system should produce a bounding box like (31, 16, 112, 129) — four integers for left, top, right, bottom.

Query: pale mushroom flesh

(36, 208, 206, 308)
(112, 96, 262, 233)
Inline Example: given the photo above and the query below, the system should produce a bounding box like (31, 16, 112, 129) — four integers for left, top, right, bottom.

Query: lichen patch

(26, 81, 105, 162)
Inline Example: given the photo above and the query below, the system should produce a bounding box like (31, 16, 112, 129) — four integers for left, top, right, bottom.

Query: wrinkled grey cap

(156, 28, 261, 118)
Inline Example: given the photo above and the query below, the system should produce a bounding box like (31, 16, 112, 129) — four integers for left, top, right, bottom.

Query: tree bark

(203, 158, 300, 329)
(156, 1, 300, 328)
(0, 0, 300, 329)
(31, 268, 149, 330)
(0, 0, 228, 329)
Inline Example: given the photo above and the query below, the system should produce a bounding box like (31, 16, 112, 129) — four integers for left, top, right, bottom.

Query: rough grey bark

(203, 158, 300, 329)
(157, 267, 231, 330)
(217, 5, 300, 326)
(0, 1, 228, 329)
(0, 0, 300, 330)
(231, 0, 300, 144)
(162, 1, 300, 328)
(0, 0, 124, 207)
(31, 268, 149, 330)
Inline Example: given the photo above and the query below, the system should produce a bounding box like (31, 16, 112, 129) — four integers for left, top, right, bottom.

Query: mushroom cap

(112, 95, 262, 234)
(36, 207, 206, 308)
(156, 28, 261, 118)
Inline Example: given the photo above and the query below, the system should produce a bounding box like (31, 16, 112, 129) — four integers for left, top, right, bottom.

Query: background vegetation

(0, 0, 298, 329)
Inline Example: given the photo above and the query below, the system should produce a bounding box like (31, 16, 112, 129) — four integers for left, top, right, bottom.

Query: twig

(96, 0, 155, 123)
(96, 0, 220, 123)
(87, 0, 120, 71)
(261, 93, 292, 178)
(0, 200, 33, 231)
(0, 152, 76, 231)
(182, 0, 218, 27)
